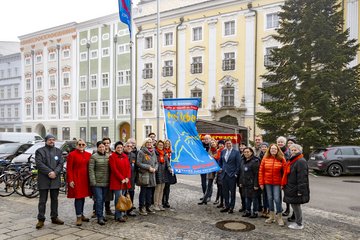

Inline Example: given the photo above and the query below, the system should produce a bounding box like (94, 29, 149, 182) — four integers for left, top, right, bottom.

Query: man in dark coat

(219, 139, 241, 214)
(35, 134, 64, 229)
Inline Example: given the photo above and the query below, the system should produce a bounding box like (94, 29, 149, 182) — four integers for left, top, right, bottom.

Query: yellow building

(133, 0, 359, 143)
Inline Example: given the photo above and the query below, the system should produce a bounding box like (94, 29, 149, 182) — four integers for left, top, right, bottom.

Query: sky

(0, 0, 138, 42)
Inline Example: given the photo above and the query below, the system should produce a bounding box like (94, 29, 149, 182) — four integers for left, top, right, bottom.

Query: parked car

(0, 143, 33, 161)
(307, 146, 360, 177)
(0, 132, 43, 144)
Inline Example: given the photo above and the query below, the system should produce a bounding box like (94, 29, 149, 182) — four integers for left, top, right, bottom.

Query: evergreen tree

(257, 0, 360, 155)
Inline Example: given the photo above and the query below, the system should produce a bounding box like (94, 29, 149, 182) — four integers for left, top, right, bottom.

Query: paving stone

(0, 228, 12, 234)
(53, 227, 81, 236)
(72, 229, 95, 237)
(6, 227, 36, 237)
(54, 234, 80, 240)
(30, 228, 57, 238)
(35, 234, 61, 240)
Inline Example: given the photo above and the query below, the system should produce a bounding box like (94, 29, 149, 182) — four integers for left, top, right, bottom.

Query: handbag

(115, 193, 133, 212)
(136, 171, 150, 186)
(168, 172, 177, 185)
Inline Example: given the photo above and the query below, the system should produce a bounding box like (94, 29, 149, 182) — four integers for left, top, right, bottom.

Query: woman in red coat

(66, 139, 92, 226)
(109, 141, 131, 222)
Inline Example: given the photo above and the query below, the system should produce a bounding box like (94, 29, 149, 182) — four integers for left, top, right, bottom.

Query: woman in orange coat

(109, 141, 131, 222)
(66, 139, 92, 226)
(258, 144, 286, 226)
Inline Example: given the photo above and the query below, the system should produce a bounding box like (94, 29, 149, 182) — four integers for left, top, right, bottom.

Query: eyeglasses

(78, 144, 86, 147)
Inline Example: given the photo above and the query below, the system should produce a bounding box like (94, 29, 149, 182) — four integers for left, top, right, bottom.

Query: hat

(44, 134, 55, 141)
(261, 142, 269, 147)
(287, 137, 297, 144)
(114, 141, 124, 149)
(218, 140, 225, 145)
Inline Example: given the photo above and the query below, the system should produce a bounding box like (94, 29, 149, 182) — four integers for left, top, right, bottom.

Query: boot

(76, 217, 82, 226)
(139, 207, 148, 216)
(36, 220, 44, 229)
(265, 211, 275, 224)
(81, 215, 90, 222)
(51, 217, 64, 225)
(276, 213, 285, 226)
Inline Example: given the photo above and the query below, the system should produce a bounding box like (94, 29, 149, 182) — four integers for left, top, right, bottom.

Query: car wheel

(327, 163, 342, 177)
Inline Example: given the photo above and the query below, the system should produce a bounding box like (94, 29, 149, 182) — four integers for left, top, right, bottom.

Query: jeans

(291, 204, 303, 225)
(200, 174, 207, 195)
(93, 187, 108, 220)
(265, 184, 282, 213)
(222, 174, 237, 209)
(74, 198, 85, 216)
(203, 179, 214, 202)
(38, 189, 59, 221)
(114, 190, 125, 219)
(154, 183, 165, 207)
(245, 191, 259, 213)
(139, 186, 153, 208)
(262, 188, 269, 210)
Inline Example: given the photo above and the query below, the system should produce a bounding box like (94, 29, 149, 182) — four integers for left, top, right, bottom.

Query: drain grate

(342, 180, 360, 183)
(349, 206, 360, 212)
(215, 220, 255, 232)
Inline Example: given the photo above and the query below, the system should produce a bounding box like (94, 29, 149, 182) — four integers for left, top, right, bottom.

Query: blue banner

(163, 98, 220, 175)
(118, 0, 131, 36)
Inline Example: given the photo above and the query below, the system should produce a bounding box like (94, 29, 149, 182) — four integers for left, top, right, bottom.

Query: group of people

(34, 132, 176, 229)
(199, 134, 310, 230)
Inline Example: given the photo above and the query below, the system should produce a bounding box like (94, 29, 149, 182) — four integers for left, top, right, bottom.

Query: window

(118, 100, 124, 115)
(164, 32, 173, 46)
(36, 76, 42, 89)
(7, 68, 11, 78)
(191, 88, 202, 107)
(101, 101, 109, 115)
(14, 107, 18, 117)
(48, 74, 55, 88)
(125, 99, 131, 114)
(102, 73, 109, 87)
(145, 125, 152, 138)
(37, 103, 43, 115)
(80, 52, 87, 61)
(7, 107, 11, 118)
(25, 58, 31, 65)
(0, 70, 4, 78)
(90, 102, 97, 116)
(0, 89, 4, 99)
(14, 87, 18, 97)
(90, 50, 98, 59)
(221, 85, 235, 107)
(26, 79, 31, 90)
(80, 103, 86, 116)
(14, 67, 18, 76)
(36, 55, 42, 63)
(63, 49, 70, 58)
(224, 20, 235, 36)
(63, 72, 70, 86)
(223, 52, 235, 71)
(142, 92, 152, 111)
(102, 127, 109, 139)
(264, 47, 277, 67)
(145, 37, 153, 49)
(7, 88, 11, 98)
(162, 60, 173, 77)
(80, 76, 86, 89)
(63, 101, 69, 115)
(125, 70, 130, 84)
(191, 57, 202, 74)
(266, 13, 279, 29)
(261, 82, 276, 103)
(163, 90, 173, 99)
(118, 44, 130, 54)
(118, 71, 124, 85)
(91, 75, 97, 88)
(26, 104, 31, 116)
(50, 102, 56, 115)
(335, 148, 355, 155)
(102, 48, 109, 57)
(143, 63, 153, 79)
(192, 27, 202, 41)
(0, 107, 4, 118)
(117, 70, 131, 85)
(49, 52, 56, 61)
(62, 127, 70, 140)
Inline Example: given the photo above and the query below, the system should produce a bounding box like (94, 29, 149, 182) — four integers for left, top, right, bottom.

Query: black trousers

(222, 174, 237, 209)
(38, 189, 59, 221)
(200, 174, 207, 195)
(162, 183, 170, 205)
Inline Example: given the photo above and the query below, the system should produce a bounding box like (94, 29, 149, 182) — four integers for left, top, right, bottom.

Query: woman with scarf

(162, 139, 174, 208)
(136, 138, 158, 215)
(282, 144, 310, 230)
(109, 141, 131, 222)
(258, 143, 286, 226)
(66, 139, 92, 226)
(153, 140, 172, 211)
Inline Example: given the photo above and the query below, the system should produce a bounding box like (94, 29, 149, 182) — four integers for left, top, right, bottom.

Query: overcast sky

(0, 0, 139, 42)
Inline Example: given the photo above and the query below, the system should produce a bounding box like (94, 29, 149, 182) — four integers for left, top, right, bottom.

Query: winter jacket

(109, 152, 131, 190)
(240, 156, 260, 197)
(258, 155, 286, 186)
(283, 154, 310, 204)
(88, 152, 110, 187)
(66, 149, 92, 198)
(155, 150, 171, 184)
(35, 144, 64, 190)
(136, 146, 158, 187)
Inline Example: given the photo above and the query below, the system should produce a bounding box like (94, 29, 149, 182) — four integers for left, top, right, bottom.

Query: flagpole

(156, 0, 160, 139)
(130, 1, 135, 138)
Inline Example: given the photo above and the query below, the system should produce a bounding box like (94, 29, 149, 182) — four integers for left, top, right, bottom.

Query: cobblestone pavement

(0, 177, 359, 240)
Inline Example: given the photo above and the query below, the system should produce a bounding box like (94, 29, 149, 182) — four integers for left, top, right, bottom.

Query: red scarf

(281, 154, 303, 186)
(157, 148, 165, 163)
(165, 148, 172, 160)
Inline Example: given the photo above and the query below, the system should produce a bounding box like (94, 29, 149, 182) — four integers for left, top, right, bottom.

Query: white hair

(289, 144, 303, 153)
(276, 136, 287, 143)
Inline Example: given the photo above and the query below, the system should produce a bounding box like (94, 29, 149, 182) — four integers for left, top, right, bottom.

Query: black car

(0, 143, 33, 161)
(307, 146, 360, 177)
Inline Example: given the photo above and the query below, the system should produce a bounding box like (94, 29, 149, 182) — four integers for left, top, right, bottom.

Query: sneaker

(97, 219, 105, 225)
(159, 206, 165, 211)
(139, 208, 148, 216)
(36, 220, 44, 229)
(146, 207, 155, 213)
(153, 205, 161, 211)
(51, 218, 64, 225)
(288, 223, 304, 230)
